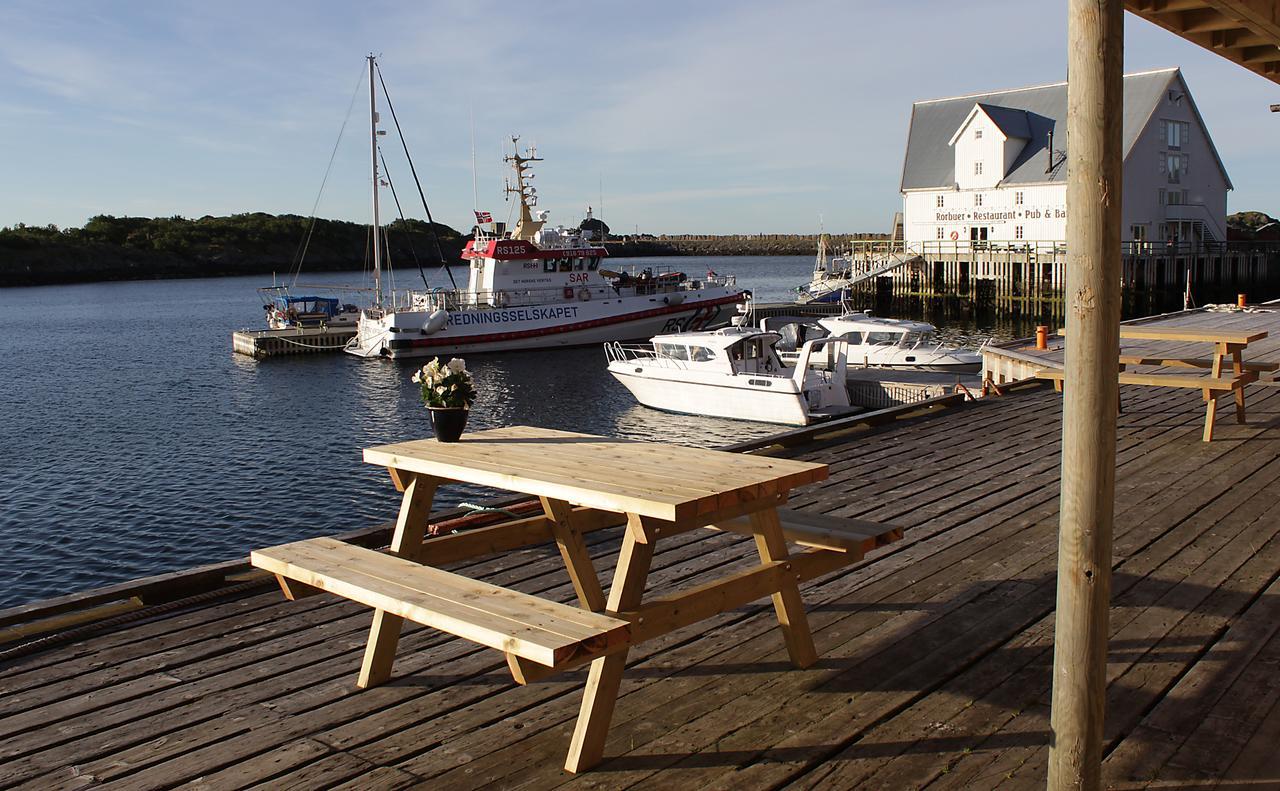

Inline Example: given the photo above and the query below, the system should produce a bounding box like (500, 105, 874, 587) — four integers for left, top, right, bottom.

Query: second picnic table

(1038, 324, 1272, 441)
(252, 425, 903, 771)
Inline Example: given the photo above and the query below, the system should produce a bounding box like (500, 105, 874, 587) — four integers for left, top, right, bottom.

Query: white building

(900, 68, 1231, 248)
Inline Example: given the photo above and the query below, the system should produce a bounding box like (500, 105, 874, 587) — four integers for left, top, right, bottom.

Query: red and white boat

(346, 136, 746, 359)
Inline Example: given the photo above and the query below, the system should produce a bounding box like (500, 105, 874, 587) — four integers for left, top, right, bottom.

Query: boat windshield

(865, 331, 904, 346)
(655, 343, 690, 361)
(902, 331, 938, 347)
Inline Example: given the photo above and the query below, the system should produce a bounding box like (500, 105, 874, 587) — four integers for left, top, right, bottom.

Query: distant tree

(579, 216, 610, 240)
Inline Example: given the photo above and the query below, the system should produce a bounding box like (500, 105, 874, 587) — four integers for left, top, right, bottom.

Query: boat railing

(605, 342, 692, 370)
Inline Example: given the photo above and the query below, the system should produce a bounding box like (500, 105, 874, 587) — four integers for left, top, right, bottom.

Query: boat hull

(606, 364, 811, 426)
(352, 289, 745, 358)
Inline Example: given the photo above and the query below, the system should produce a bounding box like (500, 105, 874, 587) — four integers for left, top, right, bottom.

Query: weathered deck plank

(2, 369, 1278, 790)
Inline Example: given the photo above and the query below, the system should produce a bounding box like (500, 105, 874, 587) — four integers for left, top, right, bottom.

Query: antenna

(469, 103, 478, 212)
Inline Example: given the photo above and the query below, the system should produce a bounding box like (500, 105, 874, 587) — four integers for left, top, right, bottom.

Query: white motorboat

(604, 325, 857, 426)
(767, 312, 983, 373)
(344, 62, 745, 359)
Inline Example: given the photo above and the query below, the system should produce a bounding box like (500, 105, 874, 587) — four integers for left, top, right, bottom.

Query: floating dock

(4, 340, 1279, 786)
(232, 326, 357, 358)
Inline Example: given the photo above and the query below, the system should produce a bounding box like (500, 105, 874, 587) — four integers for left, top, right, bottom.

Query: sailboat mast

(368, 54, 383, 307)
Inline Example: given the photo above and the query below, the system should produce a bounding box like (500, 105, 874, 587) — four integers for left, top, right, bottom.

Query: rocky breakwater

(605, 233, 888, 257)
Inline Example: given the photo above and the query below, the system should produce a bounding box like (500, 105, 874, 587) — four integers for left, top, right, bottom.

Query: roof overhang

(1125, 1, 1280, 84)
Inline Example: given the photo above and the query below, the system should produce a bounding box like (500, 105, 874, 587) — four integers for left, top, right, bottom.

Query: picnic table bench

(1036, 325, 1271, 441)
(251, 426, 904, 772)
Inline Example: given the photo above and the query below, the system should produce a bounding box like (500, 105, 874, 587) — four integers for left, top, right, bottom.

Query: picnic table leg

(541, 496, 606, 612)
(565, 513, 656, 773)
(751, 506, 818, 669)
(1231, 347, 1247, 424)
(358, 472, 438, 688)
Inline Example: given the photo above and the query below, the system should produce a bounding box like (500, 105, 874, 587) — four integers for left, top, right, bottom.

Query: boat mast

(368, 54, 383, 307)
(505, 136, 544, 241)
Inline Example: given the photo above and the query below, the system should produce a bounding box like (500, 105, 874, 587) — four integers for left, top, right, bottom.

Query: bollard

(1238, 293, 1247, 308)
(1036, 325, 1049, 350)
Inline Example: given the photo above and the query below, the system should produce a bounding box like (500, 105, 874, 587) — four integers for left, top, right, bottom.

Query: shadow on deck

(1, 379, 1278, 790)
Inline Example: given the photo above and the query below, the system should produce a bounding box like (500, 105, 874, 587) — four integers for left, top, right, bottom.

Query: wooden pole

(1049, 1, 1123, 789)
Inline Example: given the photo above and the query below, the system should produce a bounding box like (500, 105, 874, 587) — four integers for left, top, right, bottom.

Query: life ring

(578, 287, 591, 301)
(949, 231, 959, 241)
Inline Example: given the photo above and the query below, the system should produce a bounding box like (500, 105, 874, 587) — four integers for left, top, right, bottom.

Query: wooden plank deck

(984, 304, 1280, 381)
(2, 379, 1280, 789)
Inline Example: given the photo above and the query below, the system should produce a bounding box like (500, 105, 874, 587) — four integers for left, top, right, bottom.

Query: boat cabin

(803, 313, 941, 350)
(648, 329, 787, 376)
(263, 295, 357, 328)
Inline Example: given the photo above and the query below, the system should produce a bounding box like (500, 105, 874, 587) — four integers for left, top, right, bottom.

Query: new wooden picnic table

(252, 426, 903, 771)
(1040, 324, 1272, 441)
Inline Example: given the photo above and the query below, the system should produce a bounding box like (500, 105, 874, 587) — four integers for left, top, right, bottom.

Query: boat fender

(663, 292, 685, 306)
(421, 309, 448, 335)
(578, 287, 591, 301)
(563, 286, 575, 299)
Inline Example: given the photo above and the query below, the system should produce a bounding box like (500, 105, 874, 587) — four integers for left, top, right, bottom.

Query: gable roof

(900, 68, 1230, 191)
(946, 103, 1035, 145)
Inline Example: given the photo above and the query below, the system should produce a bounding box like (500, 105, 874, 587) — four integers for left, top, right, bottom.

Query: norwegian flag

(474, 210, 493, 224)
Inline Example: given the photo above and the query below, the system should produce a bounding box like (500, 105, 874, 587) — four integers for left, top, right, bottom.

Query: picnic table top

(1056, 325, 1268, 345)
(363, 425, 829, 522)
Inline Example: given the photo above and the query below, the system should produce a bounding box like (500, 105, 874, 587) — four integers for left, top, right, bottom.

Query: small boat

(604, 325, 857, 426)
(768, 312, 983, 373)
(259, 288, 361, 330)
(795, 241, 924, 304)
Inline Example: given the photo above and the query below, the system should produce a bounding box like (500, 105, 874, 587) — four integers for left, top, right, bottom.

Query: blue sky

(1, 1, 1277, 234)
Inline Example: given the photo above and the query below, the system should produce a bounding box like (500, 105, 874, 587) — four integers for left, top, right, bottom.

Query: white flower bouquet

(411, 357, 477, 409)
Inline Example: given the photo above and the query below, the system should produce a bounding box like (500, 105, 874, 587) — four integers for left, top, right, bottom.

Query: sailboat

(345, 66, 746, 359)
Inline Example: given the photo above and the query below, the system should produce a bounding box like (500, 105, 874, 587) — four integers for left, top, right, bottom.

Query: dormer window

(974, 161, 983, 176)
(975, 129, 983, 140)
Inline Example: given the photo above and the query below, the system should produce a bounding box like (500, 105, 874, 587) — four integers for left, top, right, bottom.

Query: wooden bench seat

(716, 507, 904, 561)
(251, 536, 631, 669)
(1114, 354, 1279, 373)
(1035, 368, 1244, 392)
(1034, 367, 1258, 441)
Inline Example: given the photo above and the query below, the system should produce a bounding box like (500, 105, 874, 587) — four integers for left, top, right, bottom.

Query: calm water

(0, 256, 1030, 607)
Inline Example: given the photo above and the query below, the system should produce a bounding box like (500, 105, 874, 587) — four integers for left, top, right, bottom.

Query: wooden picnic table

(1041, 324, 1272, 441)
(252, 425, 903, 772)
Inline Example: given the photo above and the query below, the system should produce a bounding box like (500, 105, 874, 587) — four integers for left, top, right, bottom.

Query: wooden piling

(1049, 1, 1123, 789)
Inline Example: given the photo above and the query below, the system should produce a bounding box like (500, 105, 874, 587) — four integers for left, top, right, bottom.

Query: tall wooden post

(1050, 1, 1123, 789)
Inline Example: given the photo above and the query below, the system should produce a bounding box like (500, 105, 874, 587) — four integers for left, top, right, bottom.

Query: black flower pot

(428, 407, 469, 442)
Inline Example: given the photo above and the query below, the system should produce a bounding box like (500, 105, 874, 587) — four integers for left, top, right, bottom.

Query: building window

(1014, 191, 1024, 206)
(1164, 152, 1186, 184)
(1166, 189, 1184, 205)
(1131, 225, 1147, 241)
(1158, 188, 1166, 206)
(974, 161, 983, 176)
(1163, 120, 1189, 149)
(974, 194, 983, 207)
(975, 129, 983, 140)
(936, 195, 944, 208)
(937, 227, 945, 240)
(1015, 226, 1024, 240)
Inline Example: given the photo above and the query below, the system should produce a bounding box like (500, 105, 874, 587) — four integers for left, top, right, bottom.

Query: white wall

(1121, 73, 1229, 242)
(903, 183, 1067, 245)
(953, 111, 1009, 191)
